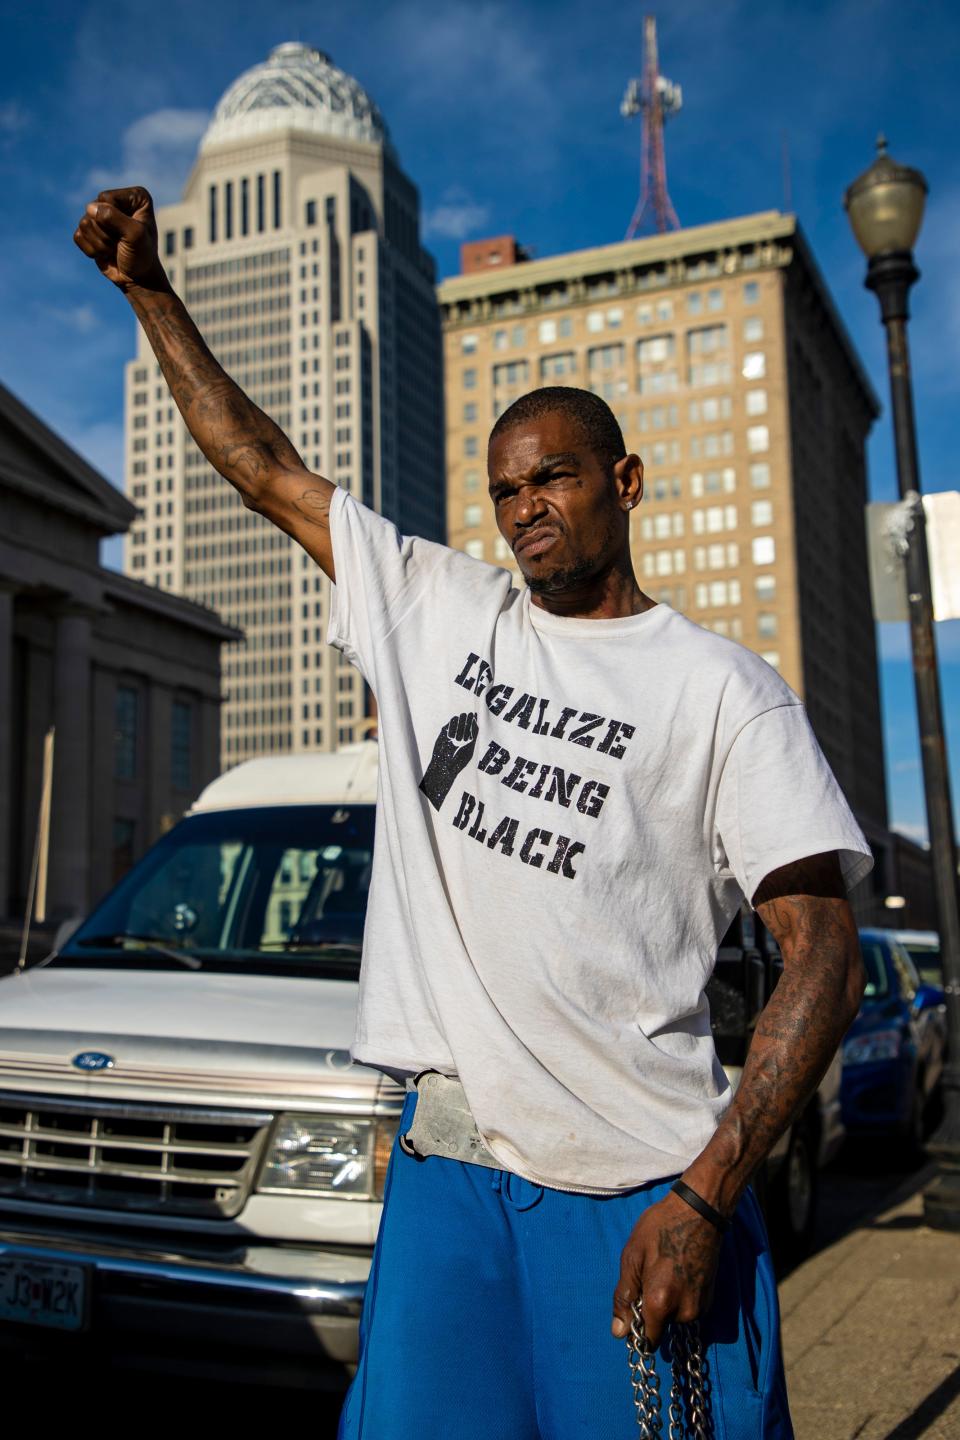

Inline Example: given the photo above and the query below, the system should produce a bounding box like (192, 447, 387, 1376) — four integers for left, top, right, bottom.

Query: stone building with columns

(0, 380, 236, 930)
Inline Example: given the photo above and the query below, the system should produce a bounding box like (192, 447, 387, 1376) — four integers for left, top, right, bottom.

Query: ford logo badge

(72, 1052, 115, 1072)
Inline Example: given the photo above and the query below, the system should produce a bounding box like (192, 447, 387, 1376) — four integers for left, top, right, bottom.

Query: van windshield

(53, 806, 374, 978)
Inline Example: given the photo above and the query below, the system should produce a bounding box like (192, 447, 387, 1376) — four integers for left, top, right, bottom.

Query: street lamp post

(845, 137, 960, 1228)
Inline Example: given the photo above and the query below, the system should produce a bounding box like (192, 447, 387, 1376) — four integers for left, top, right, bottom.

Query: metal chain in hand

(626, 1297, 712, 1440)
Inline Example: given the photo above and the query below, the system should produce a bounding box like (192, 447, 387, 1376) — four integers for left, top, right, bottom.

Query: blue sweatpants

(339, 1092, 793, 1439)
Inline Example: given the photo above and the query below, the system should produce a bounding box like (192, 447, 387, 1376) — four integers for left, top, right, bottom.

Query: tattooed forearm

(682, 852, 865, 1217)
(292, 488, 333, 531)
(127, 284, 305, 503)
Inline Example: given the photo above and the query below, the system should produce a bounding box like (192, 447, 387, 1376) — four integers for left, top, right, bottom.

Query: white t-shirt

(327, 488, 873, 1193)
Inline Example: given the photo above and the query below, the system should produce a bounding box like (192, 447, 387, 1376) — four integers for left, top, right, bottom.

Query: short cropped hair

(489, 386, 627, 473)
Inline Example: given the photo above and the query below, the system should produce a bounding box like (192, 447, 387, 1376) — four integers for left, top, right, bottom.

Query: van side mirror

(914, 983, 945, 1012)
(52, 916, 83, 952)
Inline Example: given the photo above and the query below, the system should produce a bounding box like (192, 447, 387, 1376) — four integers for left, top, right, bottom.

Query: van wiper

(283, 941, 363, 954)
(75, 934, 202, 971)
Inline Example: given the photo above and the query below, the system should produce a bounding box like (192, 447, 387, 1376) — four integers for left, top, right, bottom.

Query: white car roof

(190, 741, 379, 812)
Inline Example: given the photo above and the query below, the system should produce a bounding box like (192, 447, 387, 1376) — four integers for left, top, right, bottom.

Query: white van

(0, 739, 840, 1380)
(0, 742, 396, 1385)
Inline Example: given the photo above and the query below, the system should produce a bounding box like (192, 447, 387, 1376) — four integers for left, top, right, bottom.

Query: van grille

(0, 1094, 274, 1219)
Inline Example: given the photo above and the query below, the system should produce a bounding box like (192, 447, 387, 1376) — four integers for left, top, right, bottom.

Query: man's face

(487, 413, 638, 594)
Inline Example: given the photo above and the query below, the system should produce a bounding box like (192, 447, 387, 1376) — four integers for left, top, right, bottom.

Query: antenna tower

(621, 15, 682, 238)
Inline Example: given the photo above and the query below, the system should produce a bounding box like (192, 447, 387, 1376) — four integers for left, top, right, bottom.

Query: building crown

(201, 41, 391, 153)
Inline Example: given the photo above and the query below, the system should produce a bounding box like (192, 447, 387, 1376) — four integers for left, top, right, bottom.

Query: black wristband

(671, 1179, 732, 1234)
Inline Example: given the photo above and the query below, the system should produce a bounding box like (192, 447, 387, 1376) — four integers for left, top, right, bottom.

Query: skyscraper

(124, 43, 444, 763)
(439, 214, 891, 883)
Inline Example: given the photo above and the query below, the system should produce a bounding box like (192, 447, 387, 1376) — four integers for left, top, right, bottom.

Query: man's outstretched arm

(73, 186, 337, 580)
(612, 851, 865, 1346)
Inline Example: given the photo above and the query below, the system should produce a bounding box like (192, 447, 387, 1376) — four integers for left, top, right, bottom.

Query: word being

(477, 741, 609, 819)
(454, 653, 635, 759)
(452, 791, 584, 879)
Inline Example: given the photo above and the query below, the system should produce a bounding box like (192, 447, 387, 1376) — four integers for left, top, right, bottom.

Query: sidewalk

(781, 1164, 960, 1439)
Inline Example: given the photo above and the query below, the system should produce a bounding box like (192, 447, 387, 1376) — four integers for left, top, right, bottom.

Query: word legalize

(454, 653, 635, 759)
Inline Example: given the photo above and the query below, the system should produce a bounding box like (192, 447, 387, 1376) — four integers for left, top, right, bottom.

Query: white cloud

(0, 101, 28, 137)
(423, 189, 491, 241)
(86, 108, 209, 206)
(42, 303, 100, 336)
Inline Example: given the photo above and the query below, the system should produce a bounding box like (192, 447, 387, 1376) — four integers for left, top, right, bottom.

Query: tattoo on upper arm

(292, 488, 332, 530)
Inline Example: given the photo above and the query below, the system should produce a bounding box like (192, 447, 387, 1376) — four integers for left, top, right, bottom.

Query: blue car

(841, 928, 947, 1150)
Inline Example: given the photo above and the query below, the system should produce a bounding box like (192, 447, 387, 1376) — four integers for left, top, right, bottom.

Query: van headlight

(257, 1114, 398, 1200)
(842, 1029, 901, 1066)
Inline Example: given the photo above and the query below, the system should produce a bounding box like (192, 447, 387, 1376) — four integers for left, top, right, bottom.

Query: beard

(524, 554, 600, 595)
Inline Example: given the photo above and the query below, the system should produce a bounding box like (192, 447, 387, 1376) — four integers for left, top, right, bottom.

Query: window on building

(493, 329, 509, 350)
(464, 504, 483, 528)
(539, 319, 557, 343)
(208, 184, 217, 244)
(224, 179, 234, 240)
(272, 170, 282, 229)
(751, 499, 773, 526)
(559, 316, 573, 337)
(183, 226, 194, 250)
(164, 230, 176, 257)
(755, 575, 776, 601)
(588, 344, 624, 372)
(752, 536, 776, 565)
(305, 199, 317, 226)
(540, 352, 576, 379)
(687, 292, 703, 315)
(511, 325, 526, 346)
(607, 307, 623, 327)
(749, 462, 771, 489)
(463, 402, 478, 423)
(462, 368, 477, 390)
(757, 612, 778, 638)
(742, 351, 767, 379)
(747, 425, 770, 453)
(586, 310, 605, 333)
(744, 316, 764, 342)
(744, 281, 760, 304)
(687, 324, 728, 356)
(464, 435, 479, 458)
(746, 389, 768, 416)
(461, 333, 478, 354)
(171, 699, 192, 790)
(493, 360, 529, 387)
(760, 651, 780, 670)
(465, 539, 484, 560)
(257, 173, 265, 232)
(707, 288, 723, 312)
(637, 333, 675, 364)
(114, 685, 138, 781)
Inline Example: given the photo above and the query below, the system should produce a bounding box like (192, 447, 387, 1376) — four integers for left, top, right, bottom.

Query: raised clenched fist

(73, 187, 168, 292)
(418, 712, 480, 812)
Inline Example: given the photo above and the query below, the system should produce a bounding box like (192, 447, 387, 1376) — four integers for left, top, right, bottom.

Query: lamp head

(844, 135, 928, 259)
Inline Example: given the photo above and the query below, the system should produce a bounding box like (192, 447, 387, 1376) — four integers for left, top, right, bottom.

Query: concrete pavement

(781, 1163, 960, 1439)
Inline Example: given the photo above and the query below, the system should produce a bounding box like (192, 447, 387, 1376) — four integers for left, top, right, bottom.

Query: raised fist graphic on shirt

(419, 712, 479, 811)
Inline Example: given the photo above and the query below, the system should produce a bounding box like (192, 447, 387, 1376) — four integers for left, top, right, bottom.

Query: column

(49, 605, 93, 920)
(0, 586, 14, 917)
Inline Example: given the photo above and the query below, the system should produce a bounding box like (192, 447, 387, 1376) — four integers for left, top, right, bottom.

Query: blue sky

(0, 0, 957, 842)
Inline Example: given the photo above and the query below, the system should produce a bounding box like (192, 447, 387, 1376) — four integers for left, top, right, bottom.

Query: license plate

(0, 1255, 88, 1332)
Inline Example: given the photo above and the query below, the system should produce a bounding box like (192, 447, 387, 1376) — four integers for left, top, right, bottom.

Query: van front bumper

(0, 1223, 370, 1385)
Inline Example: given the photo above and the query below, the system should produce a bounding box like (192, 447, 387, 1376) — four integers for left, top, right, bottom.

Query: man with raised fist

(76, 189, 871, 1439)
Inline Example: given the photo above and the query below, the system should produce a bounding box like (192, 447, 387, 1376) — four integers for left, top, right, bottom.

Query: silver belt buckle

(399, 1071, 499, 1169)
